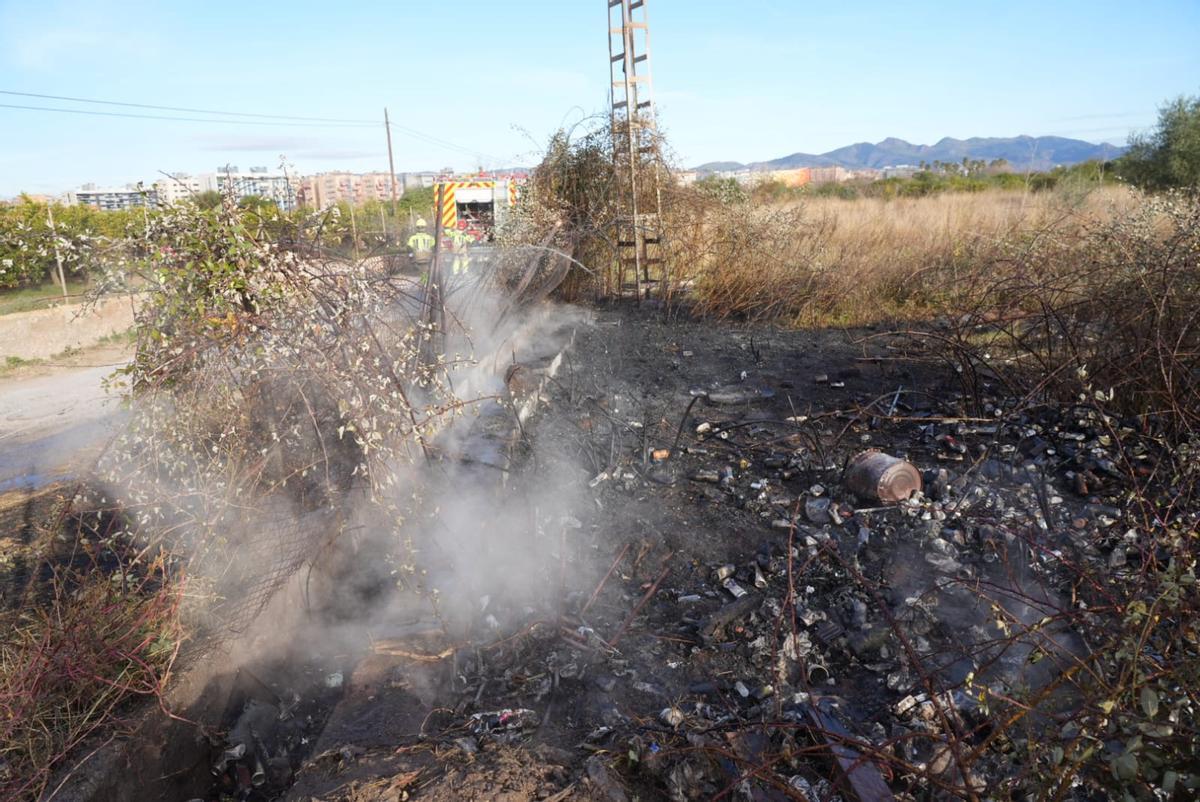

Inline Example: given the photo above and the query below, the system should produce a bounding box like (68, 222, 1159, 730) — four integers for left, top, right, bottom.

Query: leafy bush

(1118, 94, 1200, 190)
(696, 175, 748, 204)
(0, 201, 133, 289)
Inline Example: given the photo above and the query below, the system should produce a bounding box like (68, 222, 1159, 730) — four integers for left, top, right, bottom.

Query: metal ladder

(608, 0, 666, 299)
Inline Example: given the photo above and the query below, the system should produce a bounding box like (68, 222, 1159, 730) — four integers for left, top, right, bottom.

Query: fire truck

(432, 178, 522, 244)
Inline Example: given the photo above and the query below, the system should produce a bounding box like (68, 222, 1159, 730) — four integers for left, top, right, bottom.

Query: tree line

(0, 187, 437, 291)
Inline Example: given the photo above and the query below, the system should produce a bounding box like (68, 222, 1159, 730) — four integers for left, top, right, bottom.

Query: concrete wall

(0, 296, 135, 361)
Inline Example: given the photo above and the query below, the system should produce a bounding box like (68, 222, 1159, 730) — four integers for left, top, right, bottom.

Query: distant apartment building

(68, 183, 158, 211)
(881, 166, 919, 179)
(808, 166, 853, 184)
(297, 172, 402, 209)
(215, 167, 295, 210)
(154, 173, 213, 205)
(151, 167, 297, 209)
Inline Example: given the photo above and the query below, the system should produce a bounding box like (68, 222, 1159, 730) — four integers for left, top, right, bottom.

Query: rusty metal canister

(844, 450, 922, 503)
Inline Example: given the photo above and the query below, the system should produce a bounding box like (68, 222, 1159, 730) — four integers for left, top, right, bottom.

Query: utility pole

(279, 155, 296, 212)
(46, 204, 70, 305)
(137, 181, 150, 234)
(346, 179, 360, 261)
(608, 0, 666, 301)
(384, 108, 399, 215)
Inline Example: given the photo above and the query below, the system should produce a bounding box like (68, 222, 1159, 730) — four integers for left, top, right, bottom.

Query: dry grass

(674, 185, 1139, 326)
(0, 546, 182, 800)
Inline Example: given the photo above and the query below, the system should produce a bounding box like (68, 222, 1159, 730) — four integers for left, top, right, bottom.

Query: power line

(385, 122, 507, 163)
(0, 89, 378, 124)
(1, 90, 510, 163)
(0, 102, 376, 128)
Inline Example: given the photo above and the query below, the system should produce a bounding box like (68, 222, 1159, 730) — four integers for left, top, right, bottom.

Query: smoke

(311, 251, 595, 641)
(82, 243, 595, 685)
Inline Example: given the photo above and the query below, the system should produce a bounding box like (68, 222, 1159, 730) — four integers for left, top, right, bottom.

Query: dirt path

(0, 343, 129, 492)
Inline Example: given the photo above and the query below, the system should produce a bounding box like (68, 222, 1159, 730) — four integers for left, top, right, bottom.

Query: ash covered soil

(282, 303, 1133, 802)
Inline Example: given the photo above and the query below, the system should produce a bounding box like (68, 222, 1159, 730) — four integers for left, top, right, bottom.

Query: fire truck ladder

(608, 0, 666, 299)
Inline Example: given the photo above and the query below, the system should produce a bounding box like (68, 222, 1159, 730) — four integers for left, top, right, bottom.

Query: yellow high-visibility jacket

(407, 231, 435, 254)
(445, 229, 474, 250)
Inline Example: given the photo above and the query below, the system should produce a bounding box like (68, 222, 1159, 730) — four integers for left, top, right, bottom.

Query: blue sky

(1, 0, 1197, 195)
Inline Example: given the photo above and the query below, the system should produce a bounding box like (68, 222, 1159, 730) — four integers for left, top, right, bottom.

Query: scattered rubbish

(803, 704, 896, 801)
(786, 776, 826, 802)
(812, 619, 845, 646)
(585, 725, 615, 743)
(646, 465, 677, 485)
(469, 708, 538, 740)
(660, 706, 686, 728)
(213, 699, 282, 792)
(806, 664, 830, 684)
(752, 683, 774, 700)
(700, 593, 760, 641)
(706, 384, 775, 405)
(722, 577, 748, 599)
(844, 450, 922, 503)
(324, 671, 344, 689)
(805, 496, 832, 524)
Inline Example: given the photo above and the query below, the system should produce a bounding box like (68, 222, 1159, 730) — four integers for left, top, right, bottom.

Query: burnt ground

(262, 301, 1134, 802)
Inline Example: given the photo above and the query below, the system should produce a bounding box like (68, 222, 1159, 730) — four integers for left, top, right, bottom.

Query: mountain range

(696, 136, 1126, 173)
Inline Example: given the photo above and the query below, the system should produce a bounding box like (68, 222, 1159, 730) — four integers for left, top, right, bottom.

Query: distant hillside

(697, 136, 1126, 173)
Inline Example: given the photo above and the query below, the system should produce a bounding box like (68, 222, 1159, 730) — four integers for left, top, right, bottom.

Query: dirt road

(0, 346, 129, 492)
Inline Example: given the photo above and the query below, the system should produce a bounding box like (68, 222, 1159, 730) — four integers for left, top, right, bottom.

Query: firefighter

(445, 220, 475, 275)
(406, 218, 435, 275)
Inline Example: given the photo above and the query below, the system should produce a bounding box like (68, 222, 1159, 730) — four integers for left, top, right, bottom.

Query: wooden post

(346, 180, 360, 261)
(46, 204, 69, 305)
(384, 108, 399, 212)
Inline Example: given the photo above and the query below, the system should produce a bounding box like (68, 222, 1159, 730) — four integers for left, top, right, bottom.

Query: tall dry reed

(673, 186, 1138, 326)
